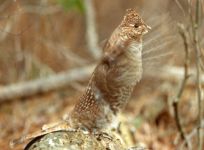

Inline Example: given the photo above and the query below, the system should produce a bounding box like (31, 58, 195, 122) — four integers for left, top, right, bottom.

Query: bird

(10, 9, 150, 148)
(69, 8, 151, 132)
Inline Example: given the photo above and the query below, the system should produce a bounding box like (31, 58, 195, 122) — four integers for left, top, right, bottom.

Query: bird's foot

(94, 131, 114, 141)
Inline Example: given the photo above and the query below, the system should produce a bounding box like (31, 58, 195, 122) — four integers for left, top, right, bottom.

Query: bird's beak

(145, 23, 151, 31)
(141, 23, 151, 35)
(146, 25, 151, 30)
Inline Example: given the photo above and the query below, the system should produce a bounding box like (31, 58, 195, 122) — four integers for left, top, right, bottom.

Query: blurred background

(0, 0, 203, 149)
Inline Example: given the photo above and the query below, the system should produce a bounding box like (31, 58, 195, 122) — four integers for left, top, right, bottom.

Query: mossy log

(25, 130, 126, 150)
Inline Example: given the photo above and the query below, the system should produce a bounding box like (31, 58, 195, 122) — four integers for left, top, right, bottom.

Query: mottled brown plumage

(10, 9, 151, 148)
(69, 9, 150, 131)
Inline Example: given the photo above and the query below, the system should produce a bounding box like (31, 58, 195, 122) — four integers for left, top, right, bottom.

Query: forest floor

(0, 78, 198, 150)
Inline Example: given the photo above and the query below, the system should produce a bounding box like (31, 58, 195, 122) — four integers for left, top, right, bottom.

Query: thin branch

(180, 120, 204, 149)
(172, 23, 191, 149)
(84, 0, 101, 59)
(195, 0, 203, 149)
(188, 0, 203, 149)
(174, 0, 186, 16)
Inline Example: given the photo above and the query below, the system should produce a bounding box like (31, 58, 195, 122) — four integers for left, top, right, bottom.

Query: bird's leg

(94, 131, 114, 141)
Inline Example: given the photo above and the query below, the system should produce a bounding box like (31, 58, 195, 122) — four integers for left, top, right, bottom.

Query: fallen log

(0, 65, 95, 102)
(0, 65, 203, 102)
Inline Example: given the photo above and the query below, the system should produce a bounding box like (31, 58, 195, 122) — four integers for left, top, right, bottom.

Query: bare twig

(172, 23, 191, 149)
(174, 0, 186, 16)
(0, 65, 95, 102)
(84, 0, 101, 59)
(188, 0, 203, 149)
(180, 120, 204, 149)
(194, 0, 203, 149)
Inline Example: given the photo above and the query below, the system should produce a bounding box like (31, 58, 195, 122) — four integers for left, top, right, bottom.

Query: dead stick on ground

(0, 65, 95, 102)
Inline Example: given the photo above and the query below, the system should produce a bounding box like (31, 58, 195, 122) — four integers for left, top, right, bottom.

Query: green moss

(58, 0, 85, 13)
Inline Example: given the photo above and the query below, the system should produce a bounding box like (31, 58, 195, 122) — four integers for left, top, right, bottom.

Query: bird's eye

(134, 23, 139, 28)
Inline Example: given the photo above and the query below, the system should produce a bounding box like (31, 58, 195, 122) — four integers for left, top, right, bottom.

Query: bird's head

(120, 9, 151, 39)
(102, 9, 150, 64)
